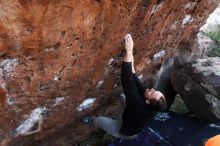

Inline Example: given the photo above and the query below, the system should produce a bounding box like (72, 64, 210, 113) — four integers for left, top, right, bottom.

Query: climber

(83, 34, 167, 139)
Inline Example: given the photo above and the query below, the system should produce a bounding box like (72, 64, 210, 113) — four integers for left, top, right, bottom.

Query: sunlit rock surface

(0, 0, 219, 145)
(197, 4, 220, 57)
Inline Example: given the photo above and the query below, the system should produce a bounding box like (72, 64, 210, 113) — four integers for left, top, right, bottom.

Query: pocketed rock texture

(172, 57, 220, 122)
(0, 0, 219, 146)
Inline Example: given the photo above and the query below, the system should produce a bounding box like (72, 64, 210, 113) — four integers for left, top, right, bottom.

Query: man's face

(145, 88, 164, 104)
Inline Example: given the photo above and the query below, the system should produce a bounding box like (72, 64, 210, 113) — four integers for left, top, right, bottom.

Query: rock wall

(0, 0, 219, 145)
(172, 57, 220, 122)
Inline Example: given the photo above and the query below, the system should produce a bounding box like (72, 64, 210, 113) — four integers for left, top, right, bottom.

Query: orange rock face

(0, 0, 219, 145)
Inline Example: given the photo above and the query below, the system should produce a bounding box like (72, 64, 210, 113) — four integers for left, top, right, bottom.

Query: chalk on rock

(120, 93, 125, 98)
(54, 96, 65, 106)
(184, 2, 197, 9)
(7, 97, 16, 105)
(15, 107, 46, 136)
(76, 98, 96, 112)
(108, 58, 115, 65)
(151, 4, 162, 15)
(0, 58, 18, 75)
(96, 80, 104, 89)
(44, 47, 56, 52)
(138, 74, 144, 81)
(153, 50, 166, 61)
(53, 75, 60, 81)
(182, 15, 193, 25)
(171, 21, 179, 29)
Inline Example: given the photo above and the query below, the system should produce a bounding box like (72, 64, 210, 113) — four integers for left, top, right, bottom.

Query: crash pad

(109, 112, 206, 146)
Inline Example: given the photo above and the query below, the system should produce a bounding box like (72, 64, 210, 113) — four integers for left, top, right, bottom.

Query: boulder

(172, 57, 220, 122)
(0, 0, 218, 145)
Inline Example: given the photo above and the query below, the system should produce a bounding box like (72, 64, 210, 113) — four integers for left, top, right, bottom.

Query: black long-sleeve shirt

(120, 62, 152, 136)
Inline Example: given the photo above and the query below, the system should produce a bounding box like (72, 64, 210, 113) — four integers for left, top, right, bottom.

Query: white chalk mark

(153, 50, 166, 61)
(0, 58, 18, 105)
(108, 58, 115, 65)
(96, 80, 104, 89)
(182, 15, 193, 25)
(151, 3, 162, 15)
(138, 74, 144, 81)
(53, 75, 60, 81)
(0, 58, 18, 76)
(120, 93, 125, 99)
(7, 97, 16, 105)
(15, 107, 46, 136)
(54, 96, 65, 106)
(171, 21, 178, 29)
(184, 2, 197, 9)
(76, 98, 96, 112)
(151, 5, 157, 15)
(45, 47, 56, 52)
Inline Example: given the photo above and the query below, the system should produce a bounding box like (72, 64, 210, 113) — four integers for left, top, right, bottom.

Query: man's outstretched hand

(123, 34, 134, 67)
(124, 34, 134, 53)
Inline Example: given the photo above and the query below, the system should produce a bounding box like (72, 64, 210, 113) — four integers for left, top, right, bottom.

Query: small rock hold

(44, 47, 56, 52)
(54, 96, 65, 106)
(15, 107, 46, 136)
(138, 74, 144, 81)
(153, 50, 166, 61)
(108, 58, 115, 66)
(76, 98, 96, 112)
(96, 80, 104, 90)
(53, 75, 61, 81)
(7, 97, 16, 105)
(182, 15, 193, 25)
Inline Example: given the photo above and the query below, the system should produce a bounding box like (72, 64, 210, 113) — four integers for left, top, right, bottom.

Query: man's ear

(146, 99, 150, 104)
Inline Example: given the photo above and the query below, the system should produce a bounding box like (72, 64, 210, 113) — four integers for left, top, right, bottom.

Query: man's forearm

(123, 52, 135, 73)
(123, 34, 135, 73)
(124, 52, 133, 62)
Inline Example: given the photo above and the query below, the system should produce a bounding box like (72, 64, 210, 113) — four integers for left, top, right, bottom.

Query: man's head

(145, 88, 167, 111)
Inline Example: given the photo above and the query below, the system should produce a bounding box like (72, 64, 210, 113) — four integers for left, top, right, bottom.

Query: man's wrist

(124, 53, 133, 62)
(125, 51, 133, 56)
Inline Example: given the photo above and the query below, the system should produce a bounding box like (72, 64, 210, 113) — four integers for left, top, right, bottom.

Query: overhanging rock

(0, 0, 219, 145)
(172, 57, 220, 122)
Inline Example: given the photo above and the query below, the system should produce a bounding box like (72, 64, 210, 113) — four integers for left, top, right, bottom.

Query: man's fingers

(124, 36, 127, 44)
(128, 34, 132, 40)
(125, 35, 128, 39)
(125, 34, 130, 39)
(124, 35, 127, 41)
(125, 34, 133, 43)
(126, 34, 131, 39)
(127, 34, 131, 39)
